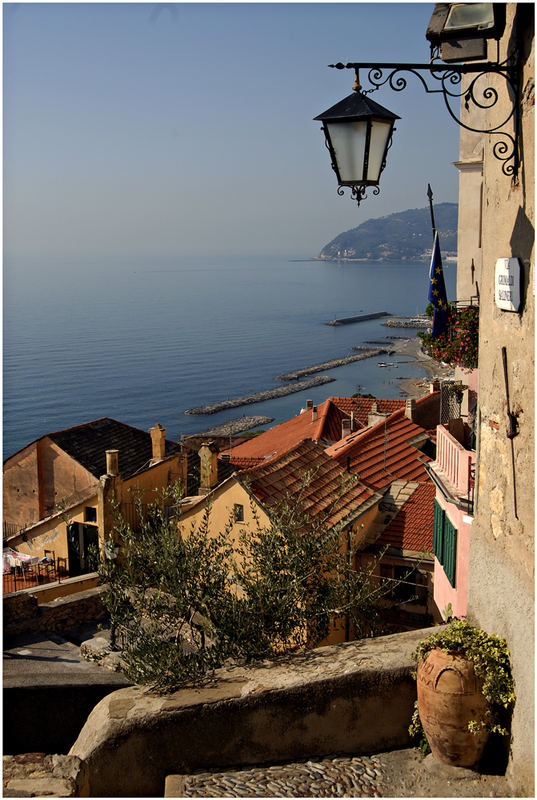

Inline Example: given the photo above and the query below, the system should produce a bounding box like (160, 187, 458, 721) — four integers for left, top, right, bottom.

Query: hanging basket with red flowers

(418, 304, 479, 370)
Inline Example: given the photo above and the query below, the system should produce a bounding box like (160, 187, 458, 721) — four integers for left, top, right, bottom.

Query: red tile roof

(376, 483, 436, 552)
(224, 399, 354, 466)
(331, 397, 406, 425)
(242, 439, 379, 529)
(223, 396, 406, 468)
(325, 404, 433, 490)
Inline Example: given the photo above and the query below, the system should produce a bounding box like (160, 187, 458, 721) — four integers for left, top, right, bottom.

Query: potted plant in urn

(409, 619, 515, 768)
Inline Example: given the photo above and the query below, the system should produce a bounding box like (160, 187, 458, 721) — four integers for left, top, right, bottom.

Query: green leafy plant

(408, 700, 431, 757)
(98, 480, 409, 692)
(418, 305, 479, 370)
(410, 619, 515, 737)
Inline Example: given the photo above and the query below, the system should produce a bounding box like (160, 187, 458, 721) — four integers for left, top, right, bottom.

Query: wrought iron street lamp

(314, 74, 399, 206)
(316, 6, 520, 207)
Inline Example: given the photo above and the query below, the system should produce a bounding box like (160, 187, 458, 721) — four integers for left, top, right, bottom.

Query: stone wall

(3, 754, 89, 798)
(466, 6, 534, 796)
(70, 628, 429, 797)
(3, 583, 107, 637)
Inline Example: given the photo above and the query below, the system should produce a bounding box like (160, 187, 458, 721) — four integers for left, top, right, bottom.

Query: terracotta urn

(417, 647, 490, 767)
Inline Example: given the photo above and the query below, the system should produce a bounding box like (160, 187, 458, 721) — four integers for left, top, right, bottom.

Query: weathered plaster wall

(3, 442, 41, 526)
(39, 438, 98, 515)
(467, 6, 534, 795)
(3, 438, 98, 529)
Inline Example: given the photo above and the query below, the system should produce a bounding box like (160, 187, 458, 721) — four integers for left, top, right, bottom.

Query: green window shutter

(443, 516, 458, 588)
(433, 500, 445, 562)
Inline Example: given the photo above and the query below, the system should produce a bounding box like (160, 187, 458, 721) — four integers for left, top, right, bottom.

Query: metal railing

(3, 550, 68, 594)
(3, 521, 30, 540)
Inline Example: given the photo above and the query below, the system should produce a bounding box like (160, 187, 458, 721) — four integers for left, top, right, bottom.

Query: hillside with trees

(318, 203, 457, 262)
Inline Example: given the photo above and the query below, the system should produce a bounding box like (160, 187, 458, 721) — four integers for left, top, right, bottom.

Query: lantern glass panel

(366, 119, 394, 183)
(326, 120, 367, 183)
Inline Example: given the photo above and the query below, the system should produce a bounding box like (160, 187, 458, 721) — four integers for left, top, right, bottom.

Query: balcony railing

(430, 424, 476, 510)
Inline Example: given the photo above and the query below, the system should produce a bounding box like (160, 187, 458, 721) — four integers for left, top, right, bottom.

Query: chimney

(106, 449, 119, 476)
(405, 398, 417, 421)
(342, 418, 352, 438)
(198, 441, 219, 495)
(311, 405, 318, 422)
(350, 411, 355, 431)
(306, 399, 314, 410)
(150, 423, 166, 464)
(430, 378, 441, 393)
(368, 403, 390, 427)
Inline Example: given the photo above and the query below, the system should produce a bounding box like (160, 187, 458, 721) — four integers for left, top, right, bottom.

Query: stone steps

(164, 754, 384, 797)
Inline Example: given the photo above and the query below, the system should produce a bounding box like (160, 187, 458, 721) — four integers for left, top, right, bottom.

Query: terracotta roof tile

(224, 396, 406, 468)
(377, 483, 436, 552)
(224, 399, 354, 466)
(331, 397, 406, 424)
(325, 402, 434, 490)
(242, 439, 379, 529)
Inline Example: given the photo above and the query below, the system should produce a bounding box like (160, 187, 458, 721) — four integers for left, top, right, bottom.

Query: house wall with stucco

(122, 455, 185, 503)
(6, 455, 184, 574)
(465, 6, 534, 794)
(5, 497, 98, 564)
(3, 442, 41, 527)
(3, 438, 98, 528)
(432, 494, 471, 621)
(179, 478, 271, 548)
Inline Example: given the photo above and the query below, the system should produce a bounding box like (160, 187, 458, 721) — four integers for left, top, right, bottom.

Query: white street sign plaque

(495, 257, 521, 312)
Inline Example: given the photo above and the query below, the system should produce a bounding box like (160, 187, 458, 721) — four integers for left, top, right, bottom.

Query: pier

(326, 311, 390, 326)
(185, 376, 335, 415)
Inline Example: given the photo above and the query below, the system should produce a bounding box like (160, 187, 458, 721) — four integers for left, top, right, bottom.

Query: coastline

(388, 336, 454, 399)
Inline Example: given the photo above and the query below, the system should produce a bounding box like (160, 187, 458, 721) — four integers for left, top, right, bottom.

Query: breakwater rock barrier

(326, 311, 390, 326)
(194, 416, 274, 436)
(276, 348, 390, 381)
(382, 317, 431, 329)
(185, 376, 335, 415)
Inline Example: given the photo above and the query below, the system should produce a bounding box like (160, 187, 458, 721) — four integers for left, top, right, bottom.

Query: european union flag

(428, 231, 449, 338)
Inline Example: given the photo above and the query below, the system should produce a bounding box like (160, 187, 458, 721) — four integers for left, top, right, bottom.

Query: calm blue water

(3, 254, 455, 458)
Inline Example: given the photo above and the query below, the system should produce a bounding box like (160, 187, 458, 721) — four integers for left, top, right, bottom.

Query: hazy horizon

(4, 2, 459, 268)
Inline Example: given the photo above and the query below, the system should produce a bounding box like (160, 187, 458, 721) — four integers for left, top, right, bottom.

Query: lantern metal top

(314, 91, 400, 124)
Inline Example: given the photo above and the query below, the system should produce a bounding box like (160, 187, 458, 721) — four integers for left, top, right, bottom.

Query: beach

(389, 336, 455, 398)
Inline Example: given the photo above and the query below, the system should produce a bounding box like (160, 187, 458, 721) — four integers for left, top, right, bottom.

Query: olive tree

(99, 484, 401, 692)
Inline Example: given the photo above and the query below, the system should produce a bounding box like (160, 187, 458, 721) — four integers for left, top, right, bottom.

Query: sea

(3, 254, 455, 459)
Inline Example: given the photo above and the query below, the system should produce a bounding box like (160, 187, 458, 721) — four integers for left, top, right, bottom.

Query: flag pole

(427, 183, 437, 238)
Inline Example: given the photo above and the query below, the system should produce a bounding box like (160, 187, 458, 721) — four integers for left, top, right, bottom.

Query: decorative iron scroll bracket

(329, 60, 520, 178)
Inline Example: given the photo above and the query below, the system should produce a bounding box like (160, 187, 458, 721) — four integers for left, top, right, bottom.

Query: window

(84, 506, 97, 523)
(433, 500, 457, 587)
(233, 504, 244, 522)
(380, 563, 427, 604)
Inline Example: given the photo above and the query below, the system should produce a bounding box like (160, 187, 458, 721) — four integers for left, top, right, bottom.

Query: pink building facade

(428, 421, 476, 619)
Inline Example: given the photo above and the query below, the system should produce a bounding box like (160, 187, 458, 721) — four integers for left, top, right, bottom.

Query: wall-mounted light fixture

(314, 74, 399, 207)
(315, 3, 519, 207)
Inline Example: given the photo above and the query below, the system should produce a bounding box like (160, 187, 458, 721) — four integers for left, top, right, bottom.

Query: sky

(3, 2, 460, 261)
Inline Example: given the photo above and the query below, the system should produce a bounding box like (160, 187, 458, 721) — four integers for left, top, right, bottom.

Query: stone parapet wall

(70, 627, 434, 797)
(3, 583, 107, 637)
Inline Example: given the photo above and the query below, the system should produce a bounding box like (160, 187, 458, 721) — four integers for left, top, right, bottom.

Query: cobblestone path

(176, 754, 384, 797)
